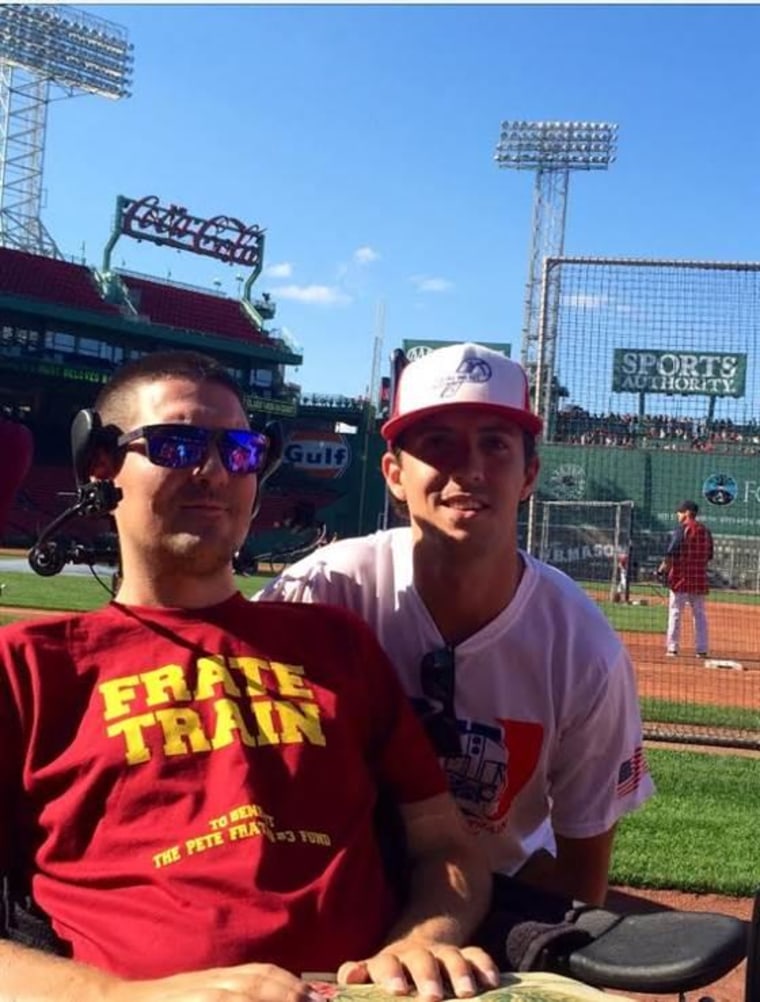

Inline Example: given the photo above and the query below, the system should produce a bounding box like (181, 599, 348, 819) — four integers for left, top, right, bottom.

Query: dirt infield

(622, 629, 760, 709)
(618, 598, 760, 724)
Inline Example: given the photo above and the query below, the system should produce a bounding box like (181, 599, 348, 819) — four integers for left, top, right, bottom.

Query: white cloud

(410, 275, 453, 293)
(264, 262, 293, 279)
(562, 293, 607, 309)
(354, 245, 380, 265)
(272, 284, 352, 306)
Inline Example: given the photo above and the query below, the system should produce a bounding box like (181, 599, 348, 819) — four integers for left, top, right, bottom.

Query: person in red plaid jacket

(658, 500, 714, 658)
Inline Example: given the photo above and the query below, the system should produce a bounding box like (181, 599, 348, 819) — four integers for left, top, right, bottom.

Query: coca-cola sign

(119, 195, 264, 267)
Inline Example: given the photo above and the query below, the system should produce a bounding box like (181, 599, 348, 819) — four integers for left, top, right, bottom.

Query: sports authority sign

(612, 349, 747, 397)
(402, 339, 511, 361)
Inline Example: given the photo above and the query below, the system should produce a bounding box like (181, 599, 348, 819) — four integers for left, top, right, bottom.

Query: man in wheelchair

(0, 351, 499, 1002)
(0, 351, 751, 1002)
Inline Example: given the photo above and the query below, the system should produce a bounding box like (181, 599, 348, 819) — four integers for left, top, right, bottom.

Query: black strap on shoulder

(0, 873, 68, 955)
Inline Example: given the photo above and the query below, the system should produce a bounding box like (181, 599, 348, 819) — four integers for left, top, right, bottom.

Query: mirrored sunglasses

(117, 424, 269, 476)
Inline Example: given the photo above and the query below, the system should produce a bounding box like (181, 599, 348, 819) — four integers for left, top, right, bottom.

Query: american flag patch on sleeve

(617, 746, 648, 797)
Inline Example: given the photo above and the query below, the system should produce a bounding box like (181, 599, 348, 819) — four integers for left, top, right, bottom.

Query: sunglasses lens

(145, 427, 207, 469)
(421, 649, 455, 703)
(219, 430, 268, 475)
(419, 647, 461, 757)
(138, 426, 267, 475)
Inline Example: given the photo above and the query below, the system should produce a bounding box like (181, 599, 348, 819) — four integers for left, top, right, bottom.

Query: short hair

(94, 350, 246, 430)
(676, 499, 699, 516)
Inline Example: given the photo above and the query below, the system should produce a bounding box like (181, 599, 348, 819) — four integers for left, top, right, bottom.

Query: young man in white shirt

(257, 342, 653, 909)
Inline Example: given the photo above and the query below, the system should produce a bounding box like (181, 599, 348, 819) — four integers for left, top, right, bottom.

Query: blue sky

(39, 3, 760, 398)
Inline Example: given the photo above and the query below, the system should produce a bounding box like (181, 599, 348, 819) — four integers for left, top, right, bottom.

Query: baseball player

(257, 342, 654, 907)
(658, 499, 714, 657)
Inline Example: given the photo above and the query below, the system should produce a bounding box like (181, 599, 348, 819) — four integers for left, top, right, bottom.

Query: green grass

(642, 697, 760, 732)
(703, 589, 760, 606)
(0, 568, 273, 613)
(579, 578, 760, 606)
(610, 748, 760, 895)
(597, 601, 667, 633)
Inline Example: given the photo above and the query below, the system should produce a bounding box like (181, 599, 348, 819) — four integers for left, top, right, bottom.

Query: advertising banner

(612, 349, 747, 397)
(402, 339, 511, 361)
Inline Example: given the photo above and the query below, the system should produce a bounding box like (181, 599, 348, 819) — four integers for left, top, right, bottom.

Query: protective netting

(530, 257, 760, 748)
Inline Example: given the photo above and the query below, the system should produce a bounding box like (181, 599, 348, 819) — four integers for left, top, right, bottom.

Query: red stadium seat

(119, 274, 275, 346)
(0, 247, 120, 315)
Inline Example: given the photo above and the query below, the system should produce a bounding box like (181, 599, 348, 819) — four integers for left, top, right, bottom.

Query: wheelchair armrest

(556, 908, 748, 994)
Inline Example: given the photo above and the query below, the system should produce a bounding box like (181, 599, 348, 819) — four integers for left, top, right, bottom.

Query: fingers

(338, 946, 501, 1001)
(457, 947, 501, 991)
(336, 960, 370, 985)
(129, 961, 322, 1002)
(424, 946, 500, 998)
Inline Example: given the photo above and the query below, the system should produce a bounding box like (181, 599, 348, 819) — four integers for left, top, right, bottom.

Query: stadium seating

(119, 274, 270, 345)
(554, 410, 760, 453)
(0, 247, 120, 315)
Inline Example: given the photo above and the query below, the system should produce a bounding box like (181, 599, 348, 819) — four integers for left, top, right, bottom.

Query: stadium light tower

(494, 120, 618, 423)
(0, 4, 133, 257)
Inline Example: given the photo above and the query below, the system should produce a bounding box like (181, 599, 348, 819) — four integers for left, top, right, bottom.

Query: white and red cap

(381, 342, 543, 444)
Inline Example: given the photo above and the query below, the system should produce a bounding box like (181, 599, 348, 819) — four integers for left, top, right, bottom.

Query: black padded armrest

(561, 909, 748, 994)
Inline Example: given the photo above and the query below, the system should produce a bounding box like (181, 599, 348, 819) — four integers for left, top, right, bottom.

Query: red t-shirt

(0, 594, 447, 978)
(666, 518, 714, 594)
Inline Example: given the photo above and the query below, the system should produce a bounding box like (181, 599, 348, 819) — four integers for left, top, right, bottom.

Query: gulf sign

(283, 429, 352, 479)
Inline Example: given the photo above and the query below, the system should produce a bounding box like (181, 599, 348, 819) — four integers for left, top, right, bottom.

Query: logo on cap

(437, 357, 493, 399)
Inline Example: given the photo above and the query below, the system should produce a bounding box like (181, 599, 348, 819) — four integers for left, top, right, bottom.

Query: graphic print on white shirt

(255, 528, 654, 875)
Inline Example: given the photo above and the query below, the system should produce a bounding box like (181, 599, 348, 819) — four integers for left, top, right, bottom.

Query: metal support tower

(0, 64, 57, 255)
(0, 4, 133, 257)
(494, 120, 618, 426)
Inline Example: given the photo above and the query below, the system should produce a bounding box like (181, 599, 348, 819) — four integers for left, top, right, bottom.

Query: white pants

(666, 591, 708, 654)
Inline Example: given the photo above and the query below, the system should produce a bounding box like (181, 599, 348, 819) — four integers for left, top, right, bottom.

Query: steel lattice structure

(0, 4, 133, 256)
(494, 120, 618, 419)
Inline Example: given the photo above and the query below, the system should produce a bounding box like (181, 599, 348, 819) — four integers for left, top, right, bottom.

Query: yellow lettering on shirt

(231, 656, 270, 695)
(276, 700, 326, 746)
(194, 656, 242, 700)
(269, 660, 313, 698)
(140, 664, 191, 707)
(99, 675, 142, 720)
(155, 706, 212, 757)
(249, 699, 279, 745)
(106, 712, 156, 765)
(100, 655, 326, 764)
(210, 697, 257, 750)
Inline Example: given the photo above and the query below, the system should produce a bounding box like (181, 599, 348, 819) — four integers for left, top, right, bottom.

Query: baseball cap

(381, 342, 543, 444)
(676, 500, 699, 515)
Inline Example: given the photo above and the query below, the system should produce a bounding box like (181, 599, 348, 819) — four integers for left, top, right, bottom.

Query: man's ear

(381, 450, 406, 503)
(520, 454, 540, 503)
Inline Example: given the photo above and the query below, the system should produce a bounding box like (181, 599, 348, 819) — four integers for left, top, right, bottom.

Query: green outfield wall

(537, 444, 760, 537)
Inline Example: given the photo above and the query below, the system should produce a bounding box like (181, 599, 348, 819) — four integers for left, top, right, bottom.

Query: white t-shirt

(255, 528, 654, 876)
